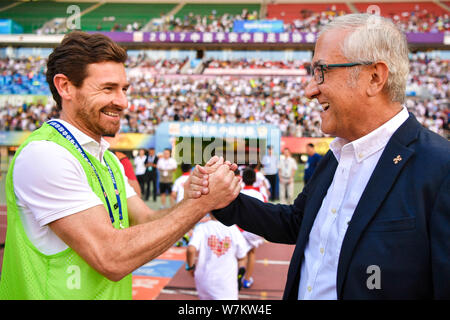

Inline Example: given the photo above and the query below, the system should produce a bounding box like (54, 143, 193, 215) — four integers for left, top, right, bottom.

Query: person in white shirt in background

(133, 148, 147, 198)
(172, 163, 193, 246)
(186, 214, 250, 300)
(249, 164, 270, 202)
(156, 148, 177, 209)
(239, 168, 266, 289)
(278, 148, 297, 204)
(172, 163, 192, 203)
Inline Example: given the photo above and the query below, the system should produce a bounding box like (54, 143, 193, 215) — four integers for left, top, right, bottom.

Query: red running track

(0, 204, 295, 300)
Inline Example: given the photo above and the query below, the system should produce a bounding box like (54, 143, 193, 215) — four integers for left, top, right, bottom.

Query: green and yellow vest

(0, 122, 132, 299)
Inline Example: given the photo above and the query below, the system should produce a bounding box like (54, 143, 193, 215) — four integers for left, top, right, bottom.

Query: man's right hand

(184, 156, 238, 199)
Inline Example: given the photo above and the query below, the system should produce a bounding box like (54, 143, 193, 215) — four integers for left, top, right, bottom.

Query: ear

(366, 61, 389, 97)
(53, 73, 74, 103)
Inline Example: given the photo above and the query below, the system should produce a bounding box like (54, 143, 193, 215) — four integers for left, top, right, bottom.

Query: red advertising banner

(280, 136, 334, 155)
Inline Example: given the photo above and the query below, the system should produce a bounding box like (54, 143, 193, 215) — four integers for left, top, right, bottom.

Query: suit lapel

(336, 115, 420, 298)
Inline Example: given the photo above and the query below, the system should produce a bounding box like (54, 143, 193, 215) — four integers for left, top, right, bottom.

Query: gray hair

(319, 13, 410, 103)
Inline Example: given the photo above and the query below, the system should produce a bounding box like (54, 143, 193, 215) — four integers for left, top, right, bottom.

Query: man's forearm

(105, 198, 208, 281)
(213, 193, 302, 245)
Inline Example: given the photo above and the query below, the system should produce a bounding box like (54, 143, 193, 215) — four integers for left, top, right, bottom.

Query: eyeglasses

(311, 62, 373, 85)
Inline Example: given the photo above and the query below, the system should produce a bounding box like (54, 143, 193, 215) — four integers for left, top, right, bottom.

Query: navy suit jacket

(214, 114, 450, 299)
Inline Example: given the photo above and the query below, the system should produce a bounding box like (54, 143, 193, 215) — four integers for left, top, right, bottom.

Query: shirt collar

(329, 107, 409, 163)
(53, 119, 110, 162)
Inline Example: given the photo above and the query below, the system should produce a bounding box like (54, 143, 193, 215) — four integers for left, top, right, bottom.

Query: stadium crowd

(280, 6, 449, 33)
(31, 4, 450, 34)
(158, 8, 259, 33)
(155, 6, 449, 34)
(0, 53, 448, 139)
(204, 59, 306, 70)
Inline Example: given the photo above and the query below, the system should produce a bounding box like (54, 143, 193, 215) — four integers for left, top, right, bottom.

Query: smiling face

(305, 29, 370, 141)
(64, 61, 129, 141)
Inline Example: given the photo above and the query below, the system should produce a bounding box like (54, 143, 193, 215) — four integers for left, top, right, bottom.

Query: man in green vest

(0, 31, 241, 299)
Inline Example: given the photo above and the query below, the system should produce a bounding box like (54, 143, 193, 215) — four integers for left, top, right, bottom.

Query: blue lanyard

(47, 120, 124, 229)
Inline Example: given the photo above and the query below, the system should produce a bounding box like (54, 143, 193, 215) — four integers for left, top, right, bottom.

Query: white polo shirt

(13, 119, 136, 255)
(134, 155, 147, 175)
(172, 173, 190, 203)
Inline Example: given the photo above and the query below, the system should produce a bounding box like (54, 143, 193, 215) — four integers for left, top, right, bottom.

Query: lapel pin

(393, 155, 402, 164)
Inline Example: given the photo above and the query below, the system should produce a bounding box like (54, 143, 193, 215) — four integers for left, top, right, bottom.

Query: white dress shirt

(298, 107, 409, 299)
(261, 153, 279, 175)
(13, 119, 136, 255)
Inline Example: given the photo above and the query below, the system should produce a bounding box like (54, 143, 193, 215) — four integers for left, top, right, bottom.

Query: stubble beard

(76, 93, 121, 139)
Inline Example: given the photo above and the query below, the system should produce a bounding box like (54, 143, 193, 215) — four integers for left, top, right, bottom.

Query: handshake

(183, 156, 241, 212)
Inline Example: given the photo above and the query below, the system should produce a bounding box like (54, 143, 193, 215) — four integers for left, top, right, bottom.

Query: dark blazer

(145, 154, 158, 178)
(214, 114, 450, 299)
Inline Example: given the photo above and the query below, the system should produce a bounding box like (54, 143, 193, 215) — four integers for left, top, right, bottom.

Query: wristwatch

(185, 263, 195, 271)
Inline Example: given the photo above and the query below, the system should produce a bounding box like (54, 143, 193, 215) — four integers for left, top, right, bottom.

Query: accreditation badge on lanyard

(47, 120, 124, 229)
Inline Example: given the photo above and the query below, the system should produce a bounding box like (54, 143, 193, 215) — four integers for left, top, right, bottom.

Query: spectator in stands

(303, 143, 322, 185)
(1, 53, 448, 139)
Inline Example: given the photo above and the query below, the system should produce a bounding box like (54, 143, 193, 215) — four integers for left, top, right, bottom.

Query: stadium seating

(80, 2, 177, 32)
(0, 1, 94, 33)
(0, 2, 448, 138)
(0, 1, 448, 34)
(353, 2, 449, 32)
(0, 73, 50, 95)
(353, 2, 448, 17)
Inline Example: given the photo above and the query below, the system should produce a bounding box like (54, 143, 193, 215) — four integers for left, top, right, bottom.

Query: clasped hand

(183, 156, 241, 211)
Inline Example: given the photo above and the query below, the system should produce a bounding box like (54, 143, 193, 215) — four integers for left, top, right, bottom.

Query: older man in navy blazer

(189, 14, 450, 299)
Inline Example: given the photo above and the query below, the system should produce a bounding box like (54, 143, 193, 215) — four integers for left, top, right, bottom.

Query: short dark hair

(307, 143, 314, 148)
(181, 163, 191, 173)
(242, 168, 256, 186)
(46, 31, 127, 110)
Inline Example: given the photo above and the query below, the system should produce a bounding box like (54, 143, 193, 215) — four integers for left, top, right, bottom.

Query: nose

(112, 88, 128, 110)
(304, 78, 320, 100)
